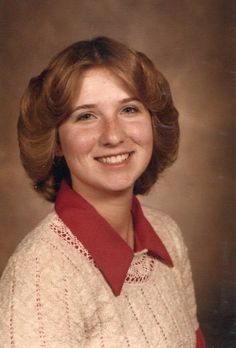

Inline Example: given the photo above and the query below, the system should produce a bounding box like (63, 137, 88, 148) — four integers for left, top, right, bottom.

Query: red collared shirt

(55, 180, 205, 347)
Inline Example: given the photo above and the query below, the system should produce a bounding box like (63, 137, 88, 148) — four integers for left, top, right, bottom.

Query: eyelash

(122, 105, 139, 114)
(76, 112, 94, 122)
(74, 105, 139, 121)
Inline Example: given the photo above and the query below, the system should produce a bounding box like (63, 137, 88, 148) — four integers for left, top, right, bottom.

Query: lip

(94, 151, 134, 165)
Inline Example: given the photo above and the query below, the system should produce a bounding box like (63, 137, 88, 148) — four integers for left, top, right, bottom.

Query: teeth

(98, 153, 130, 164)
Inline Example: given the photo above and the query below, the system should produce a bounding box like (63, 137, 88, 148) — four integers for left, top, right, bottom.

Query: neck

(74, 186, 134, 249)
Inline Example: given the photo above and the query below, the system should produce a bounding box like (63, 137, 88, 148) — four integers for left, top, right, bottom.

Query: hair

(18, 36, 179, 202)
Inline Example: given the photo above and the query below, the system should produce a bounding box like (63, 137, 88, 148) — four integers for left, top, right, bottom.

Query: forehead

(73, 67, 135, 104)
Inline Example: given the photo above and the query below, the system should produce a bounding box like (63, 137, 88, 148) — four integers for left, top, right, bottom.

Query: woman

(0, 37, 205, 347)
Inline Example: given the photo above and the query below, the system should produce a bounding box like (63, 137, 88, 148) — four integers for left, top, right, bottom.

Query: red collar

(55, 181, 173, 296)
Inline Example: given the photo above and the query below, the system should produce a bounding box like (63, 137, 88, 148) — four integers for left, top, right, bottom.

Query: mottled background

(1, 0, 235, 346)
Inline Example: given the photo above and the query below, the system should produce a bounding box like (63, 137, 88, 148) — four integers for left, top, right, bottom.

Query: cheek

(129, 120, 153, 147)
(59, 128, 97, 158)
(72, 134, 96, 155)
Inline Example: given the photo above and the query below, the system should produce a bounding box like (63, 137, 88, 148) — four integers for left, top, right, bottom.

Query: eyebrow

(71, 97, 141, 114)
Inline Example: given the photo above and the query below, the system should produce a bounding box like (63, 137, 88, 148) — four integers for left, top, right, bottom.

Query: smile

(95, 152, 133, 164)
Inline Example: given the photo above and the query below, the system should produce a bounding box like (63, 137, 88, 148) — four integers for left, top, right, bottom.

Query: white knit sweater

(0, 207, 198, 347)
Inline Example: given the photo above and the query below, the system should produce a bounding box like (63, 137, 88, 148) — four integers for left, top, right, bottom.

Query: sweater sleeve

(163, 215, 206, 348)
(0, 251, 84, 348)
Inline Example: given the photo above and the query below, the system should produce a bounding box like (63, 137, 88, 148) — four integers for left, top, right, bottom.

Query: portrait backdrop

(1, 1, 235, 346)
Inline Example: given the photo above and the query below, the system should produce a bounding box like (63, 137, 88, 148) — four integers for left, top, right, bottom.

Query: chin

(102, 182, 135, 194)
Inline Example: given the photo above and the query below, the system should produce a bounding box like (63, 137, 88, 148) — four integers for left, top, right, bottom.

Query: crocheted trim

(50, 215, 155, 283)
(49, 215, 94, 264)
(125, 255, 155, 283)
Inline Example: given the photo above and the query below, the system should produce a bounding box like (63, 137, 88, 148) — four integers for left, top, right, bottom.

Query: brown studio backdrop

(0, 1, 235, 346)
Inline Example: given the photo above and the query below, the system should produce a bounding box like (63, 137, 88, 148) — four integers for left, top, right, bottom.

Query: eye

(75, 112, 95, 122)
(122, 105, 139, 114)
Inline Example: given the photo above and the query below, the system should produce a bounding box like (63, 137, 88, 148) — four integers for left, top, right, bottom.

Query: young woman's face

(58, 67, 153, 199)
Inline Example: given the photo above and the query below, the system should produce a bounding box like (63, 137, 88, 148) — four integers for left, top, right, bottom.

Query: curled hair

(18, 36, 179, 202)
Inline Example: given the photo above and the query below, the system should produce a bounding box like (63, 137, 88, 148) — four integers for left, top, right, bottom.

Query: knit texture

(0, 207, 198, 347)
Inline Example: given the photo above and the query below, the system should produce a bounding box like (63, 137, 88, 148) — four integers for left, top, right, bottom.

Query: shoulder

(0, 212, 90, 288)
(0, 213, 58, 283)
(142, 204, 183, 243)
(0, 213, 89, 345)
(8, 212, 61, 262)
(0, 212, 95, 320)
(141, 204, 188, 267)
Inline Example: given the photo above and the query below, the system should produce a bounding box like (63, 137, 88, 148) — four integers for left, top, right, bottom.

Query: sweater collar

(55, 181, 173, 296)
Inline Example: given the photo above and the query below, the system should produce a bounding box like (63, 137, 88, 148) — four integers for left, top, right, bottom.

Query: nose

(99, 118, 125, 147)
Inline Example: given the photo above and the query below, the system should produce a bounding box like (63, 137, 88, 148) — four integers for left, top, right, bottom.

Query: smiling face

(58, 67, 153, 200)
